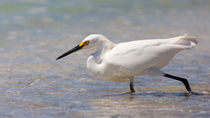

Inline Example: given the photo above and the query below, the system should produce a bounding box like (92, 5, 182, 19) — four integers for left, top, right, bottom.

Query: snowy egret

(57, 34, 197, 93)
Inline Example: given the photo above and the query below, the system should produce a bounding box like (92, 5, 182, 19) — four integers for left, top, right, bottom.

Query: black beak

(56, 45, 83, 60)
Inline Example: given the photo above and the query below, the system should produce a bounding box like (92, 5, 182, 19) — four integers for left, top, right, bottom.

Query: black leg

(164, 73, 191, 92)
(129, 78, 135, 93)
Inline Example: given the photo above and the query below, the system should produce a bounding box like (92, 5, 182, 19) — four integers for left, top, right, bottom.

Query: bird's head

(56, 34, 106, 60)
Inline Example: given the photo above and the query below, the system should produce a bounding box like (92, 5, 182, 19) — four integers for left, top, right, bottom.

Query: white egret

(57, 34, 197, 93)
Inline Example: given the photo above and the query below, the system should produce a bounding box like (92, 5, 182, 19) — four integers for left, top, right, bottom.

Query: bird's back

(103, 35, 197, 77)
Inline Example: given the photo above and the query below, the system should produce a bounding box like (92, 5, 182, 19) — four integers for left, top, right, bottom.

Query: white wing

(104, 35, 197, 74)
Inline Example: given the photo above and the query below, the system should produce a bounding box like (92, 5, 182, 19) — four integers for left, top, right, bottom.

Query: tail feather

(174, 34, 197, 49)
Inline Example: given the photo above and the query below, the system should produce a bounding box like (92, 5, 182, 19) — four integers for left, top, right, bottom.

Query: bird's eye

(80, 40, 89, 47)
(84, 41, 89, 46)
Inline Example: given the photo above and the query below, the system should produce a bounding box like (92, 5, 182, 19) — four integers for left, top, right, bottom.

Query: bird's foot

(120, 90, 135, 95)
(130, 91, 135, 95)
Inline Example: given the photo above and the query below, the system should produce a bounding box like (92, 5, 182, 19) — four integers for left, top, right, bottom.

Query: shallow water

(0, 0, 210, 117)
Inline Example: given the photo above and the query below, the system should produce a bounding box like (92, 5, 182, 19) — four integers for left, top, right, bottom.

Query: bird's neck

(98, 37, 115, 48)
(87, 38, 115, 74)
(95, 38, 115, 62)
(87, 55, 103, 75)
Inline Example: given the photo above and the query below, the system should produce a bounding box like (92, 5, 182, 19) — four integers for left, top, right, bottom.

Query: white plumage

(86, 34, 196, 78)
(57, 34, 197, 93)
